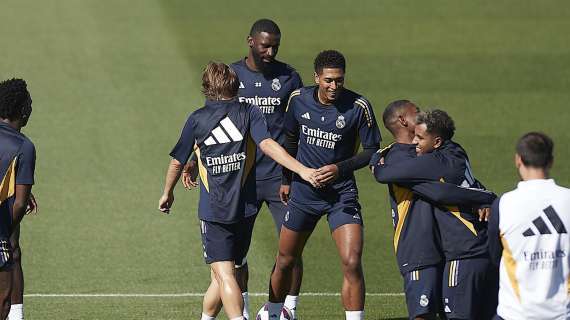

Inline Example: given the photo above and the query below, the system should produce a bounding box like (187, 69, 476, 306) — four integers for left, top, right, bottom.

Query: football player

(158, 62, 316, 320)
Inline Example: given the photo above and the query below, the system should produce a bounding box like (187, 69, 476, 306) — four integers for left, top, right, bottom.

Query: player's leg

(234, 215, 257, 320)
(8, 226, 22, 320)
(264, 178, 303, 317)
(202, 269, 222, 320)
(199, 220, 245, 320)
(328, 200, 365, 320)
(267, 205, 317, 318)
(210, 261, 243, 319)
(402, 266, 442, 320)
(0, 238, 13, 319)
(442, 257, 494, 320)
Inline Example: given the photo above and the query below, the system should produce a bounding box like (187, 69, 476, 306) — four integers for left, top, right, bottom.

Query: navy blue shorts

(256, 177, 288, 235)
(403, 265, 443, 319)
(442, 257, 499, 320)
(199, 215, 256, 266)
(282, 199, 363, 233)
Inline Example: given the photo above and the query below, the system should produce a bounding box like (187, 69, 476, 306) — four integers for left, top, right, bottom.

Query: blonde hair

(201, 62, 239, 100)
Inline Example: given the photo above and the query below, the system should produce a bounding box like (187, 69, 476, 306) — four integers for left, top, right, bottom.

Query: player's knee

(11, 246, 21, 264)
(341, 254, 362, 275)
(275, 253, 297, 272)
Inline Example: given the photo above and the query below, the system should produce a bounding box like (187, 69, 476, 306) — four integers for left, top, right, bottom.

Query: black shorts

(199, 215, 256, 266)
(403, 265, 443, 319)
(442, 257, 499, 320)
(256, 177, 288, 235)
(282, 199, 363, 233)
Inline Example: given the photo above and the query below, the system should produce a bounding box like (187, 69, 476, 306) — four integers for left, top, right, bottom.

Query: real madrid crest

(271, 78, 281, 91)
(336, 115, 346, 129)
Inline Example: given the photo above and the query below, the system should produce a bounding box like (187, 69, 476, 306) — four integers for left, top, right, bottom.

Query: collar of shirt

(204, 98, 238, 107)
(517, 178, 555, 189)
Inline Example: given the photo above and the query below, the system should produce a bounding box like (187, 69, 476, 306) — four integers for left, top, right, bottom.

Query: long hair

(201, 62, 239, 100)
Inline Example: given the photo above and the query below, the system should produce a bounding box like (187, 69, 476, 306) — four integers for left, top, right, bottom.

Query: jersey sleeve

(488, 197, 503, 266)
(16, 139, 36, 185)
(169, 115, 196, 164)
(410, 182, 497, 206)
(355, 98, 381, 149)
(373, 153, 446, 184)
(292, 71, 303, 90)
(248, 105, 271, 144)
(283, 93, 300, 135)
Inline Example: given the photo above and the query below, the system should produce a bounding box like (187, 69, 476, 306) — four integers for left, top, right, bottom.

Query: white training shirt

(492, 179, 570, 320)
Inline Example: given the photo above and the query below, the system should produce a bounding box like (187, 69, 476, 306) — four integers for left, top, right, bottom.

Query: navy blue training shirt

(373, 140, 491, 260)
(0, 122, 36, 238)
(285, 86, 381, 209)
(231, 59, 303, 180)
(170, 99, 271, 223)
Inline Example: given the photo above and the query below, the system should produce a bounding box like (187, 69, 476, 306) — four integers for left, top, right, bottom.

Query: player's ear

(314, 72, 319, 84)
(514, 153, 523, 169)
(247, 36, 254, 48)
(433, 137, 443, 149)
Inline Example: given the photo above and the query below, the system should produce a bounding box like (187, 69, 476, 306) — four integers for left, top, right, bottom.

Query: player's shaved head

(201, 62, 239, 100)
(516, 132, 553, 169)
(0, 78, 32, 124)
(383, 100, 417, 135)
(314, 50, 346, 74)
(249, 19, 281, 36)
(416, 109, 456, 141)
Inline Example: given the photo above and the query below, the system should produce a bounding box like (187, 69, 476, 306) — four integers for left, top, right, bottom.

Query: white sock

(200, 313, 215, 320)
(8, 304, 23, 320)
(229, 317, 244, 320)
(284, 295, 298, 317)
(268, 302, 283, 319)
(345, 310, 364, 320)
(242, 292, 250, 319)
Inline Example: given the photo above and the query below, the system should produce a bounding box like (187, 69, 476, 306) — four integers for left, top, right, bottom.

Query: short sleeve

(356, 98, 381, 149)
(16, 139, 36, 185)
(169, 115, 196, 164)
(248, 106, 271, 144)
(284, 94, 300, 134)
(292, 71, 303, 90)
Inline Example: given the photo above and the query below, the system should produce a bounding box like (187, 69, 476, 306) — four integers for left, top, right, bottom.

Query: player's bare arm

(258, 138, 318, 187)
(158, 158, 183, 214)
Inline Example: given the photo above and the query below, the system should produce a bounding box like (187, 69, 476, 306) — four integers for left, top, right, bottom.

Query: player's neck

(519, 166, 549, 181)
(316, 89, 333, 106)
(245, 55, 261, 72)
(0, 118, 22, 131)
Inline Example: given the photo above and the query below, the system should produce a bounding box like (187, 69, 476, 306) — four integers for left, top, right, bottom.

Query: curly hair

(249, 18, 281, 36)
(0, 78, 31, 121)
(314, 50, 346, 74)
(516, 132, 554, 169)
(201, 62, 239, 100)
(416, 109, 455, 141)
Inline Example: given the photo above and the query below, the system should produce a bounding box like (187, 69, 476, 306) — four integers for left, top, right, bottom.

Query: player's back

(170, 99, 270, 224)
(0, 122, 32, 238)
(496, 179, 570, 320)
(431, 141, 489, 260)
(384, 143, 443, 273)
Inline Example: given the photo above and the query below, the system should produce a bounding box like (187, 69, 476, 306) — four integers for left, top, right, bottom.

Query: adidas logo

(204, 117, 243, 146)
(239, 82, 245, 89)
(523, 205, 567, 236)
(301, 112, 310, 120)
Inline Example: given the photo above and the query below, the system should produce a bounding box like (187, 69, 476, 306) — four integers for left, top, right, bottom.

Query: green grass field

(1, 0, 569, 318)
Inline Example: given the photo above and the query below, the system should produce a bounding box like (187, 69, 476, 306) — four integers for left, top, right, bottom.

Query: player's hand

(315, 164, 339, 185)
(299, 168, 320, 188)
(478, 207, 491, 222)
(182, 160, 199, 189)
(158, 193, 174, 214)
(26, 193, 38, 215)
(279, 184, 291, 205)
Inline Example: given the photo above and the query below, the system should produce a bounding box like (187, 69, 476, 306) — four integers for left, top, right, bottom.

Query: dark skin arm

(13, 185, 32, 225)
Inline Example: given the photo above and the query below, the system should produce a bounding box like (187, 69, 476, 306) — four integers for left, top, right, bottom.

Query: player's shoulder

(341, 89, 373, 114)
(229, 58, 247, 71)
(271, 60, 300, 77)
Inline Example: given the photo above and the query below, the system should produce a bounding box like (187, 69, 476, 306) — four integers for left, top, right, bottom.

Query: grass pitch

(0, 0, 569, 318)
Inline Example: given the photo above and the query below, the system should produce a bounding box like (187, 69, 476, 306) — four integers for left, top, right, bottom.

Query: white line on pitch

(24, 292, 403, 298)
